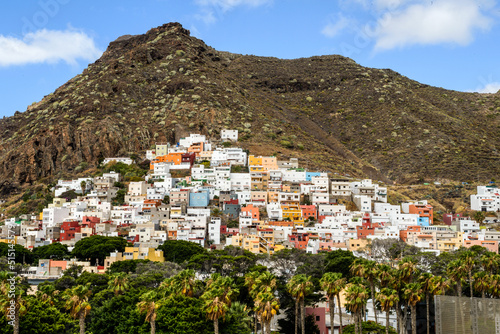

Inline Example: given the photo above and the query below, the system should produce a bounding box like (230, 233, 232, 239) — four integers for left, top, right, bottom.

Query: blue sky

(1, 0, 499, 117)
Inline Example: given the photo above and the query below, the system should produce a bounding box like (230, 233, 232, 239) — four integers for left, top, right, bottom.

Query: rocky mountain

(0, 22, 498, 193)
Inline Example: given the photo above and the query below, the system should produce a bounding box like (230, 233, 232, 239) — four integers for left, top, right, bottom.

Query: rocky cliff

(0, 22, 498, 193)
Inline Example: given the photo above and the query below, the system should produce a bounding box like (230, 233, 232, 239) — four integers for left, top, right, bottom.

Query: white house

(103, 157, 134, 165)
(208, 218, 221, 244)
(470, 186, 500, 212)
(221, 129, 238, 141)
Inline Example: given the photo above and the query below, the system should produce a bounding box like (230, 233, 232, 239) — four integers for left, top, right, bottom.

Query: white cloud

(322, 15, 352, 38)
(474, 82, 500, 93)
(374, 0, 494, 50)
(195, 9, 217, 24)
(0, 29, 102, 67)
(196, 0, 272, 12)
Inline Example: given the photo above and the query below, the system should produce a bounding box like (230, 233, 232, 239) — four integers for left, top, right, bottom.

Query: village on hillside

(1, 130, 498, 275)
(0, 130, 499, 333)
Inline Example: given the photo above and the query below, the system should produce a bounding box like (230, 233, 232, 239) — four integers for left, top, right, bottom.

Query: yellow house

(267, 190, 280, 203)
(48, 198, 67, 208)
(0, 236, 18, 244)
(230, 233, 284, 255)
(248, 155, 278, 171)
(436, 231, 463, 252)
(251, 191, 268, 204)
(281, 204, 304, 223)
(123, 247, 165, 262)
(347, 239, 370, 252)
(251, 171, 269, 190)
(155, 143, 169, 157)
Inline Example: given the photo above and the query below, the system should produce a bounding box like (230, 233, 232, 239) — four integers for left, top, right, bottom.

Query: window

(316, 316, 320, 321)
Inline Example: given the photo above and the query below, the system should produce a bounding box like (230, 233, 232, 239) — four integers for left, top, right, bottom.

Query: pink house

(463, 240, 499, 253)
(306, 306, 328, 334)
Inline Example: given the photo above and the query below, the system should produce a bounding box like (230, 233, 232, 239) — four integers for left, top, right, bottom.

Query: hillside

(0, 22, 498, 195)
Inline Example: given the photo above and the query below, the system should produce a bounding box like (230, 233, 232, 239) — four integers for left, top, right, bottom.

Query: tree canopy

(71, 236, 127, 265)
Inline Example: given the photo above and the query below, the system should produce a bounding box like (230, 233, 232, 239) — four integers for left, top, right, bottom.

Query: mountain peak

(0, 22, 498, 191)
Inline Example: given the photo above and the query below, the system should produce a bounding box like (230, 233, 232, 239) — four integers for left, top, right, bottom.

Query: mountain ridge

(0, 22, 498, 194)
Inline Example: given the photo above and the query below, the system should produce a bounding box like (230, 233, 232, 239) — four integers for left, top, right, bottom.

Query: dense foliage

(1, 241, 500, 333)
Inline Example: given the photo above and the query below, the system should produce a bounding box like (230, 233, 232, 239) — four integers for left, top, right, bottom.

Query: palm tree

(399, 257, 418, 284)
(488, 274, 500, 298)
(345, 283, 369, 334)
(0, 277, 27, 334)
(419, 272, 435, 334)
(460, 251, 476, 300)
(481, 252, 499, 275)
(108, 272, 129, 295)
(287, 274, 314, 334)
(320, 272, 346, 334)
(80, 180, 87, 195)
(171, 269, 197, 297)
(64, 283, 92, 334)
(202, 275, 237, 334)
(447, 259, 467, 297)
(474, 272, 490, 299)
(255, 271, 277, 293)
(377, 263, 394, 289)
(255, 291, 280, 334)
(429, 275, 450, 297)
(137, 290, 160, 334)
(403, 282, 423, 334)
(360, 260, 379, 324)
(36, 283, 60, 306)
(397, 258, 418, 334)
(376, 288, 399, 334)
(244, 271, 261, 333)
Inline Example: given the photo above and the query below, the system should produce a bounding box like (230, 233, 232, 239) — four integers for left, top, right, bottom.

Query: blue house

(189, 190, 210, 207)
(306, 172, 321, 182)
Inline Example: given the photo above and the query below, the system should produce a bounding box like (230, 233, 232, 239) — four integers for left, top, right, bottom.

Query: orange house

(268, 221, 294, 227)
(400, 225, 421, 242)
(408, 203, 434, 225)
(241, 204, 260, 220)
(150, 153, 183, 169)
(300, 205, 317, 220)
(188, 142, 204, 156)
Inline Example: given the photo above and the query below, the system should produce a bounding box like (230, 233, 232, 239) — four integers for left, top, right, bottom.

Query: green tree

(324, 249, 356, 279)
(351, 259, 379, 323)
(158, 240, 207, 264)
(108, 272, 129, 295)
(287, 274, 314, 334)
(221, 301, 252, 334)
(0, 243, 35, 265)
(474, 272, 490, 299)
(157, 295, 214, 334)
(481, 252, 499, 275)
(32, 242, 70, 262)
(419, 272, 435, 334)
(0, 276, 28, 334)
(71, 235, 127, 265)
(345, 283, 369, 334)
(20, 297, 75, 334)
(403, 283, 423, 334)
(255, 291, 280, 334)
(137, 290, 161, 334)
(107, 259, 150, 274)
(474, 211, 486, 225)
(80, 180, 87, 195)
(376, 288, 399, 334)
(320, 272, 346, 334)
(171, 269, 197, 297)
(202, 275, 238, 334)
(63, 283, 92, 334)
